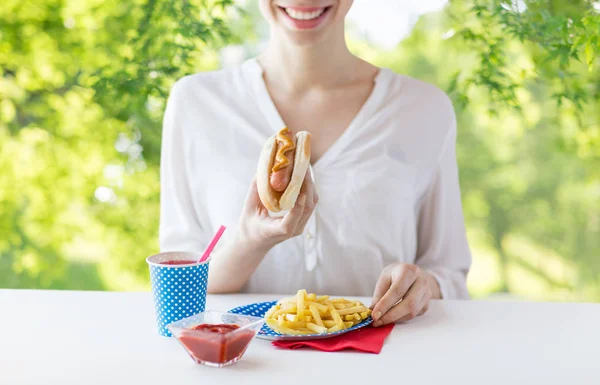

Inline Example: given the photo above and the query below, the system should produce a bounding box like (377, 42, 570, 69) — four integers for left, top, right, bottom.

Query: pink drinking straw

(198, 225, 226, 263)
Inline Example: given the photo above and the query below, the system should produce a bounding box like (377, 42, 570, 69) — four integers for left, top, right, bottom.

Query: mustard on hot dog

(272, 127, 296, 172)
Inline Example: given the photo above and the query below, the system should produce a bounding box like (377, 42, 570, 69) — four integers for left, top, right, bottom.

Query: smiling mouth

(280, 6, 332, 21)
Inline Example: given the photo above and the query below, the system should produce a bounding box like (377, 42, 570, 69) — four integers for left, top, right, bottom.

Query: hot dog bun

(257, 130, 312, 212)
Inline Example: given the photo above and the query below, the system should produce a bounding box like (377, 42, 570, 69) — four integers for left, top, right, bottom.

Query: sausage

(270, 130, 296, 192)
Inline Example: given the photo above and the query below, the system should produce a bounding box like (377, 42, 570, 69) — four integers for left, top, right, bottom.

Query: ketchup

(161, 260, 197, 265)
(192, 324, 240, 333)
(177, 323, 255, 365)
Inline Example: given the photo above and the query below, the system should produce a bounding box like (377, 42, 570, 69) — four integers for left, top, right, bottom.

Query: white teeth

(284, 8, 325, 20)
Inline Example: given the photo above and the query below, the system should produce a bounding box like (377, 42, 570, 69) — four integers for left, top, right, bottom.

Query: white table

(1, 290, 598, 385)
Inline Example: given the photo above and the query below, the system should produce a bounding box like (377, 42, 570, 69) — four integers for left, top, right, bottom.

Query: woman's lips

(278, 6, 332, 30)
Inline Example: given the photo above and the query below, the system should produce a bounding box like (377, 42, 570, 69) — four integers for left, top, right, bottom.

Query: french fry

(327, 302, 344, 328)
(307, 322, 327, 334)
(337, 306, 369, 316)
(307, 293, 317, 301)
(273, 306, 297, 318)
(285, 321, 308, 329)
(309, 304, 324, 327)
(264, 306, 277, 319)
(307, 301, 328, 313)
(267, 319, 310, 334)
(329, 298, 347, 303)
(327, 323, 343, 333)
(316, 295, 329, 302)
(267, 320, 312, 335)
(323, 320, 337, 328)
(297, 289, 306, 317)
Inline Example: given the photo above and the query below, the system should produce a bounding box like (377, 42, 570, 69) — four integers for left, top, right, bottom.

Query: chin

(281, 29, 332, 46)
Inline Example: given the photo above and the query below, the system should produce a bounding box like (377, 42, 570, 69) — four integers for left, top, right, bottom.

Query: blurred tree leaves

(0, 0, 238, 289)
(0, 0, 599, 300)
(355, 0, 600, 300)
(449, 0, 599, 108)
(447, 0, 600, 169)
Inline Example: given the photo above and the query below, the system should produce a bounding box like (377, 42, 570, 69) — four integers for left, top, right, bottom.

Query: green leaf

(585, 42, 595, 71)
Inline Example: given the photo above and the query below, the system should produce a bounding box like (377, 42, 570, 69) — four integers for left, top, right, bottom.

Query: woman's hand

(208, 170, 317, 293)
(369, 263, 441, 327)
(238, 169, 318, 253)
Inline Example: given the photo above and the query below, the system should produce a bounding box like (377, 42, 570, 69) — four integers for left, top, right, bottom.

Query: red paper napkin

(271, 324, 395, 354)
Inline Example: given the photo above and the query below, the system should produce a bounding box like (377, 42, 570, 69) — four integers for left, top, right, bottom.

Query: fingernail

(374, 311, 382, 321)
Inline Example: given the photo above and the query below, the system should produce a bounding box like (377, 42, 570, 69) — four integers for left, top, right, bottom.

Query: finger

(301, 167, 318, 202)
(274, 193, 307, 237)
(370, 269, 392, 309)
(418, 292, 431, 316)
(293, 171, 316, 235)
(305, 168, 315, 203)
(292, 207, 312, 236)
(243, 175, 262, 213)
(297, 168, 313, 203)
(377, 278, 428, 326)
(396, 290, 429, 322)
(312, 173, 319, 205)
(300, 169, 315, 215)
(372, 265, 418, 322)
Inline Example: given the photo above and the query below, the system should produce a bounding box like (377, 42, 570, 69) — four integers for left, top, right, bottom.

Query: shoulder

(388, 72, 456, 127)
(385, 71, 457, 139)
(162, 68, 237, 136)
(162, 64, 254, 147)
(168, 66, 242, 105)
(382, 71, 458, 165)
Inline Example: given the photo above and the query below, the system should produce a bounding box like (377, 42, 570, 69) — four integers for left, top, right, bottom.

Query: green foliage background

(1, 0, 599, 300)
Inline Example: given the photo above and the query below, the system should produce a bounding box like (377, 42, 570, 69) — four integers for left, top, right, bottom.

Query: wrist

(233, 226, 274, 256)
(207, 227, 270, 294)
(423, 270, 442, 300)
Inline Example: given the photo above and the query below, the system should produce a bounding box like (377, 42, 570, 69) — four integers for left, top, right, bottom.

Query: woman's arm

(159, 80, 318, 294)
(370, 97, 472, 326)
(207, 178, 305, 293)
(207, 233, 271, 294)
(207, 171, 318, 292)
(414, 108, 472, 300)
(159, 80, 210, 253)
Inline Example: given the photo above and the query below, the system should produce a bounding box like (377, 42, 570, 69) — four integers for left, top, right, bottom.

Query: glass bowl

(167, 310, 265, 367)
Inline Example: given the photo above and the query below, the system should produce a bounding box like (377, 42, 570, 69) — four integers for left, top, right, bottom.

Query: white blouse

(159, 58, 472, 299)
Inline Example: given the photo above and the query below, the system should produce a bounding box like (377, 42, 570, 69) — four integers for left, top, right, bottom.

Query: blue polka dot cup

(147, 251, 210, 337)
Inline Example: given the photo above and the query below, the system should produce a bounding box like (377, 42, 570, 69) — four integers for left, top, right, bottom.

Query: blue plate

(228, 301, 373, 341)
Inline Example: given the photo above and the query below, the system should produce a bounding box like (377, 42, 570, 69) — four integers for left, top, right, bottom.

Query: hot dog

(256, 127, 312, 212)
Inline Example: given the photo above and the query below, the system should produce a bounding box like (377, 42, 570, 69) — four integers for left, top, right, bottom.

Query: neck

(258, 26, 361, 92)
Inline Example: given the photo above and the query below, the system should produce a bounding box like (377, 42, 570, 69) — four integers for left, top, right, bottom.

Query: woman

(159, 0, 472, 327)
